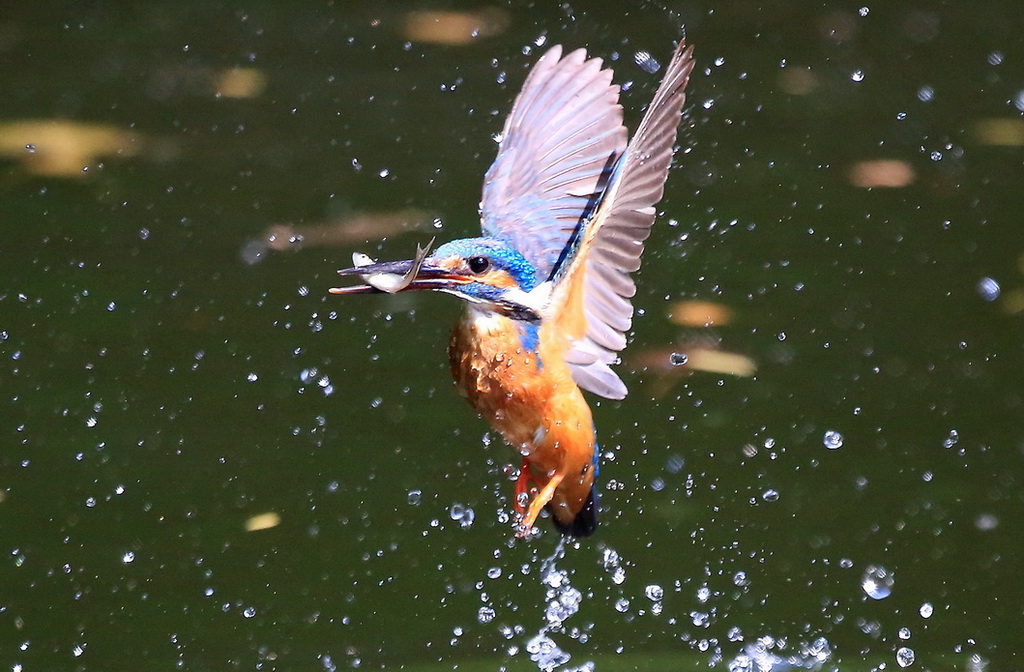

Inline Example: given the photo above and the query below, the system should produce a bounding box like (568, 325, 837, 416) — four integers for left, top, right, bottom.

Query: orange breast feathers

(448, 308, 597, 529)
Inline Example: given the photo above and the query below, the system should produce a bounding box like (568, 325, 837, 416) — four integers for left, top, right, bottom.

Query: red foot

(513, 457, 531, 516)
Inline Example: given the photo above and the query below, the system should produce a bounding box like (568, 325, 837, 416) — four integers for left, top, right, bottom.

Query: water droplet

(666, 454, 685, 473)
(246, 372, 259, 382)
(121, 551, 135, 564)
(486, 566, 501, 579)
(896, 646, 915, 667)
(823, 430, 844, 450)
(601, 548, 627, 585)
(525, 634, 570, 670)
(407, 490, 422, 505)
(898, 627, 911, 640)
(919, 602, 933, 618)
(942, 429, 959, 449)
(645, 584, 664, 601)
(139, 228, 150, 240)
(242, 606, 257, 618)
(449, 503, 475, 529)
(762, 488, 780, 502)
(669, 352, 688, 366)
(917, 85, 935, 102)
(378, 168, 390, 178)
(613, 598, 630, 613)
(804, 637, 832, 663)
(861, 565, 894, 600)
(987, 51, 1004, 66)
(975, 513, 999, 531)
(477, 606, 495, 623)
(633, 50, 660, 74)
(977, 277, 1000, 301)
(851, 70, 865, 82)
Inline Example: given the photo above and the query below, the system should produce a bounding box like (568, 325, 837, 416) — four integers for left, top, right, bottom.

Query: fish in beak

(329, 238, 469, 295)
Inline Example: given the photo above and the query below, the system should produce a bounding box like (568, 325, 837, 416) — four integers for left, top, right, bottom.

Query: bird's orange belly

(449, 324, 547, 448)
(448, 312, 596, 528)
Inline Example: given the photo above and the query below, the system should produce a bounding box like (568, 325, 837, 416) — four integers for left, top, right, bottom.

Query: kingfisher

(331, 39, 695, 538)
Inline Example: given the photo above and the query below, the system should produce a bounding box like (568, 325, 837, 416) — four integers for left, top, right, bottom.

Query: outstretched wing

(549, 40, 696, 399)
(481, 45, 628, 284)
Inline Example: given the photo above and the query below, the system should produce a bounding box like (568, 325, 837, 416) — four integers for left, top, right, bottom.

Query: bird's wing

(481, 45, 628, 283)
(548, 40, 695, 400)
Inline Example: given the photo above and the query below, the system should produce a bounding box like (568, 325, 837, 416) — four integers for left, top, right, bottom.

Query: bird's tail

(550, 482, 600, 537)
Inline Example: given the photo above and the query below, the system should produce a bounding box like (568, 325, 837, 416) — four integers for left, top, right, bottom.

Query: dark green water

(2, 2, 1022, 670)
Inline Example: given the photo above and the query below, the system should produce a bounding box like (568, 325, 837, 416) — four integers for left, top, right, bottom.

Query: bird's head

(331, 237, 544, 320)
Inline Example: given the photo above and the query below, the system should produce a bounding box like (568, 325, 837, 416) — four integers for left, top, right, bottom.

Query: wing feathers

(481, 47, 627, 282)
(551, 40, 696, 399)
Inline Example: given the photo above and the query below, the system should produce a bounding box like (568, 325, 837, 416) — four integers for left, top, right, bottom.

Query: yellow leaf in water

(848, 159, 915, 188)
(0, 119, 141, 177)
(245, 512, 281, 532)
(402, 8, 510, 45)
(241, 209, 434, 265)
(215, 67, 267, 99)
(778, 67, 819, 96)
(685, 348, 757, 378)
(974, 118, 1024, 146)
(668, 301, 734, 327)
(1001, 288, 1024, 315)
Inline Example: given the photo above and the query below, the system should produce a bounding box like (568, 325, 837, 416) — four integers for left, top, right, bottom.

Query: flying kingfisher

(331, 39, 695, 537)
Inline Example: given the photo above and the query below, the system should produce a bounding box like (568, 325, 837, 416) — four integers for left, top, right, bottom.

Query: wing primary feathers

(549, 39, 696, 399)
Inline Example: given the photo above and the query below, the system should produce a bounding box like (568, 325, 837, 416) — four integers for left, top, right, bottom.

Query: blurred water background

(1, 2, 1022, 670)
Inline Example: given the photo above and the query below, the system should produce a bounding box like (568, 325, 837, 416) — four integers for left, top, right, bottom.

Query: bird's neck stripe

(517, 322, 541, 364)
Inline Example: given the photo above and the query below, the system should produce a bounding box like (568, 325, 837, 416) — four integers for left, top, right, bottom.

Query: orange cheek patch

(480, 270, 517, 289)
(437, 256, 464, 272)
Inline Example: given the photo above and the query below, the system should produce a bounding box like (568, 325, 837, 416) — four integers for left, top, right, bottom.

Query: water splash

(521, 539, 594, 672)
(728, 635, 833, 672)
(600, 546, 627, 585)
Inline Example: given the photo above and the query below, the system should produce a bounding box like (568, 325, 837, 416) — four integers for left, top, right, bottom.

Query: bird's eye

(468, 256, 490, 274)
